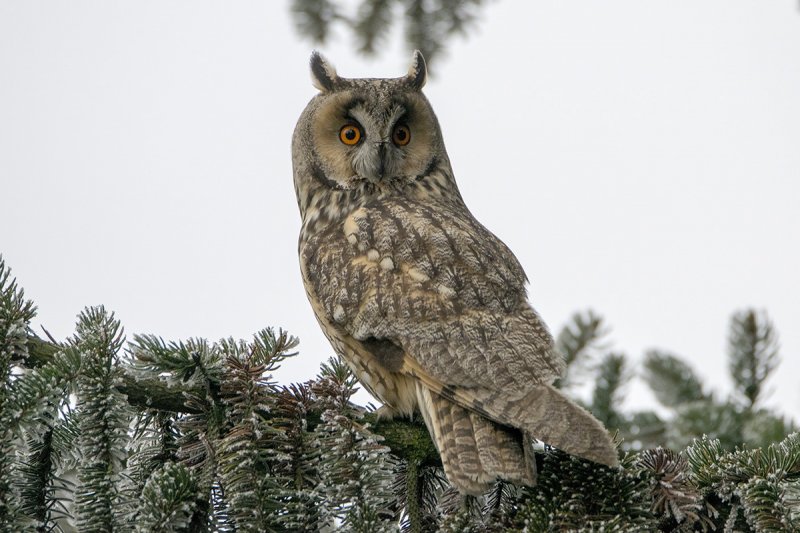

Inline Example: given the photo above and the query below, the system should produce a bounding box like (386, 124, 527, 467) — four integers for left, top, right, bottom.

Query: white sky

(1, 1, 799, 424)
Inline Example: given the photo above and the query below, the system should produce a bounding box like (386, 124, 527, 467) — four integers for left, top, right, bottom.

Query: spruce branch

(18, 430, 53, 523)
(290, 0, 341, 43)
(25, 333, 201, 414)
(290, 0, 491, 68)
(14, 404, 77, 531)
(636, 448, 707, 529)
(73, 306, 130, 532)
(404, 0, 441, 69)
(313, 358, 399, 532)
(590, 352, 629, 432)
(4, 254, 800, 531)
(743, 409, 797, 450)
(355, 0, 394, 54)
(728, 309, 780, 408)
(670, 402, 745, 451)
(135, 462, 197, 532)
(369, 414, 440, 468)
(643, 350, 707, 408)
(684, 433, 800, 532)
(625, 411, 668, 451)
(0, 255, 37, 527)
(555, 309, 608, 389)
(216, 347, 278, 530)
(8, 346, 81, 437)
(269, 382, 326, 530)
(515, 450, 658, 531)
(0, 255, 37, 360)
(401, 458, 422, 533)
(394, 460, 449, 533)
(24, 333, 442, 469)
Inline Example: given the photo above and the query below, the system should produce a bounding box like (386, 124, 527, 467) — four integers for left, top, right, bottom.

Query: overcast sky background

(1, 1, 799, 423)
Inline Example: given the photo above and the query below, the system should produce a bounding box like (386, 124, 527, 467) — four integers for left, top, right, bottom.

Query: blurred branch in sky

(557, 309, 796, 453)
(640, 309, 794, 451)
(290, 0, 491, 68)
(554, 309, 609, 389)
(728, 309, 779, 409)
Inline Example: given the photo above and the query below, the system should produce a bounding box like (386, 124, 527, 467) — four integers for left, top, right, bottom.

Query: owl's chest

(301, 206, 462, 330)
(299, 208, 425, 410)
(300, 251, 417, 413)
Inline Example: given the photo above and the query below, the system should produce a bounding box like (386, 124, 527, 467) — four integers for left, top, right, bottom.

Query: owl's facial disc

(310, 86, 437, 190)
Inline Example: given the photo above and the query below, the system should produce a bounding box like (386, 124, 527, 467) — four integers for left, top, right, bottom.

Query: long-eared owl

(292, 51, 618, 495)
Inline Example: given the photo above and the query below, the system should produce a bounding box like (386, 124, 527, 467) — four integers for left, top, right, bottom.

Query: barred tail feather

(416, 383, 536, 496)
(403, 358, 619, 470)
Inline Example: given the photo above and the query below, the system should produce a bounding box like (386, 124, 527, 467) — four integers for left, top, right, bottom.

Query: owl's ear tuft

(405, 50, 427, 90)
(310, 51, 338, 93)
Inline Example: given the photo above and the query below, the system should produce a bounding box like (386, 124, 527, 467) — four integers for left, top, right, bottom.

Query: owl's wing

(302, 196, 618, 466)
(302, 196, 562, 389)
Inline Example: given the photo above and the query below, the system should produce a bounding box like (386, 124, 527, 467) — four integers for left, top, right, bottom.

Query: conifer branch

(0, 256, 38, 528)
(73, 306, 130, 531)
(728, 309, 780, 408)
(403, 458, 422, 533)
(290, 0, 490, 67)
(3, 255, 800, 530)
(135, 462, 197, 531)
(24, 332, 443, 468)
(555, 309, 608, 389)
(26, 334, 203, 414)
(590, 352, 629, 431)
(643, 350, 707, 407)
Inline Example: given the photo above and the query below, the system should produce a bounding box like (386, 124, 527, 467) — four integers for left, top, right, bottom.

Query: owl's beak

(375, 141, 387, 180)
(357, 140, 392, 184)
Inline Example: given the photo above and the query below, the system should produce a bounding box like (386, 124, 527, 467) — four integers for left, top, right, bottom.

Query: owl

(292, 51, 618, 495)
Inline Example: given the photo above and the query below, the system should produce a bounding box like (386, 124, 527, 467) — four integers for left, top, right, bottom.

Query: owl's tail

(416, 384, 536, 496)
(415, 382, 618, 495)
(485, 383, 620, 468)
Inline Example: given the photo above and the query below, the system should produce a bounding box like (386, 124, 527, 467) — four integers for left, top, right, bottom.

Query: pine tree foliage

(555, 310, 667, 451)
(16, 416, 77, 530)
(636, 447, 715, 531)
(393, 461, 448, 532)
(135, 462, 197, 532)
(290, 0, 488, 66)
(1, 256, 799, 531)
(555, 309, 608, 385)
(643, 350, 708, 408)
(291, 0, 340, 43)
(516, 451, 657, 532)
(138, 412, 179, 484)
(216, 334, 287, 530)
(427, 434, 800, 532)
(641, 317, 794, 451)
(313, 357, 399, 532)
(553, 308, 795, 454)
(73, 306, 130, 532)
(129, 334, 228, 529)
(685, 433, 800, 531)
(0, 255, 36, 528)
(7, 347, 83, 530)
(728, 309, 780, 408)
(270, 382, 326, 531)
(590, 352, 629, 432)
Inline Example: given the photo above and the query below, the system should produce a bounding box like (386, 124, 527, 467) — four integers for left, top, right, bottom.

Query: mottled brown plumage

(292, 51, 618, 495)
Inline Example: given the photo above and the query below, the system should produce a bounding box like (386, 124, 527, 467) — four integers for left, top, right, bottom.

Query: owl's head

(293, 51, 454, 220)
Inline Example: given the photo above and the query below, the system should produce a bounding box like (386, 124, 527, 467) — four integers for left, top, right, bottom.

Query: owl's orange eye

(392, 124, 411, 146)
(339, 124, 362, 145)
